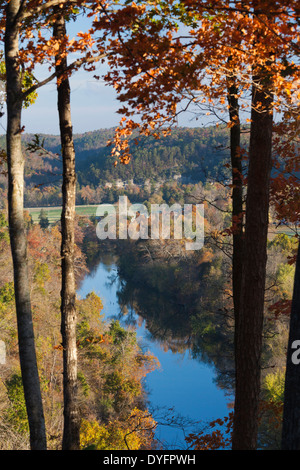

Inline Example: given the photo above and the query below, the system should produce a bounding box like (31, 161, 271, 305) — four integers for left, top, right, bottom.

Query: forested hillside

(74, 126, 242, 185)
(0, 125, 249, 208)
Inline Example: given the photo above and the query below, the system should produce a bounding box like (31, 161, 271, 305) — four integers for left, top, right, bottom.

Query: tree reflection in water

(111, 241, 236, 405)
(78, 241, 235, 448)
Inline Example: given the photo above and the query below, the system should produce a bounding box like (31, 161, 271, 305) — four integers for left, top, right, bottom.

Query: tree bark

(231, 74, 273, 450)
(227, 78, 244, 347)
(281, 242, 300, 449)
(53, 13, 80, 450)
(4, 0, 47, 450)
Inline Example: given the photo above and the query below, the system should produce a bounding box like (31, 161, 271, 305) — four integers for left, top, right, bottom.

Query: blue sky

(15, 65, 198, 136)
(22, 65, 121, 135)
(17, 68, 199, 136)
(0, 15, 122, 136)
(0, 13, 207, 136)
(0, 14, 121, 135)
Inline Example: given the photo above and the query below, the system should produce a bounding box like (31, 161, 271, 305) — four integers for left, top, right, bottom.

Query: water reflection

(77, 250, 234, 448)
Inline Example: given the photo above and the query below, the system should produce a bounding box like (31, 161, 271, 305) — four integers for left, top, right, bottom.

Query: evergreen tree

(38, 209, 49, 229)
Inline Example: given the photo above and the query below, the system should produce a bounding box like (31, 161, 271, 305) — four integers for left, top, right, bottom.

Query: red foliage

(185, 413, 233, 450)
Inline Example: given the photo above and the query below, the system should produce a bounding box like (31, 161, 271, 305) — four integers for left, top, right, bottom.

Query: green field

(27, 205, 99, 225)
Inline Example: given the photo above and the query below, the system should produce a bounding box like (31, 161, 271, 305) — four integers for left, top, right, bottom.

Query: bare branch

(22, 52, 107, 100)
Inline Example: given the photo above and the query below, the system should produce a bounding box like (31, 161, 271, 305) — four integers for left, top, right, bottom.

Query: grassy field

(27, 205, 99, 225)
(27, 205, 298, 241)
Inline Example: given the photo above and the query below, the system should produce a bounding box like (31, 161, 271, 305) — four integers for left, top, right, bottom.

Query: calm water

(77, 255, 232, 449)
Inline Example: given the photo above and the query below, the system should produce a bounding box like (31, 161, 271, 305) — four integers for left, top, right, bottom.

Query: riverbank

(77, 251, 233, 448)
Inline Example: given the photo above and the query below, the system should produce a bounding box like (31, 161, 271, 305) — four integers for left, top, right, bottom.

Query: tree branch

(22, 52, 107, 100)
(18, 0, 82, 22)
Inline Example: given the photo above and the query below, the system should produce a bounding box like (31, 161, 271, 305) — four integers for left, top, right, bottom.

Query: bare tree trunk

(281, 242, 300, 449)
(53, 13, 80, 450)
(4, 0, 47, 450)
(231, 74, 273, 450)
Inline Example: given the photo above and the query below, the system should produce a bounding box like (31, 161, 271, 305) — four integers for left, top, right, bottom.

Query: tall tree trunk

(53, 13, 80, 450)
(227, 78, 244, 349)
(4, 0, 47, 450)
(231, 74, 273, 450)
(281, 242, 300, 449)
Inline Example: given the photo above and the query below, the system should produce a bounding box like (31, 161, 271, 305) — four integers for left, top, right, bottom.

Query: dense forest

(0, 212, 159, 450)
(0, 199, 295, 449)
(76, 204, 297, 449)
(0, 0, 299, 454)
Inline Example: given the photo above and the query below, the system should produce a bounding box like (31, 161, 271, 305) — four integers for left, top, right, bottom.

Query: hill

(75, 126, 240, 188)
(0, 125, 249, 208)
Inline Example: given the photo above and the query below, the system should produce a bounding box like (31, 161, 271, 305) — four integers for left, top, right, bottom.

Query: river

(77, 252, 233, 449)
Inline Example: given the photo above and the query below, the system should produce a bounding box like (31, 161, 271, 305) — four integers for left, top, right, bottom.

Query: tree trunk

(4, 0, 47, 450)
(231, 74, 273, 450)
(227, 78, 244, 347)
(281, 242, 300, 449)
(53, 13, 80, 450)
